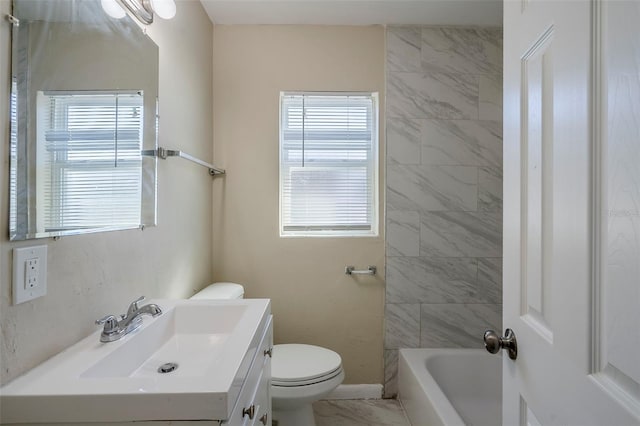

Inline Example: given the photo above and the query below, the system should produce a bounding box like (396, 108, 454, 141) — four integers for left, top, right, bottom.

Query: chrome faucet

(95, 296, 162, 343)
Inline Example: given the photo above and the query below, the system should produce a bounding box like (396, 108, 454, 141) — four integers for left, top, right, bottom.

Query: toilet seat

(271, 344, 343, 387)
(272, 367, 343, 387)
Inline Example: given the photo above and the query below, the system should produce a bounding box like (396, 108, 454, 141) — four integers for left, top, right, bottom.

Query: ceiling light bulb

(101, 0, 126, 18)
(149, 0, 176, 19)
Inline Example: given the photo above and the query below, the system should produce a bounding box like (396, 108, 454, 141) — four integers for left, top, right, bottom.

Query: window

(36, 91, 144, 232)
(279, 92, 379, 236)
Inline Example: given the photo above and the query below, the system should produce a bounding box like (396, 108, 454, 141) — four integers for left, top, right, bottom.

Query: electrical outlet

(13, 245, 48, 304)
(25, 258, 39, 289)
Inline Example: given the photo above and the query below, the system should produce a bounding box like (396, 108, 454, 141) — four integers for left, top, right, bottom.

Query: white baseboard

(323, 384, 383, 400)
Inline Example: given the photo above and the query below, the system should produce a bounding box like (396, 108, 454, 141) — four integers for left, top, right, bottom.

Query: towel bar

(345, 266, 377, 276)
(143, 147, 225, 176)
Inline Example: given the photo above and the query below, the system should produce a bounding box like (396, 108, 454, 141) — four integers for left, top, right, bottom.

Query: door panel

(520, 397, 543, 426)
(595, 0, 640, 408)
(520, 25, 555, 342)
(503, 0, 640, 424)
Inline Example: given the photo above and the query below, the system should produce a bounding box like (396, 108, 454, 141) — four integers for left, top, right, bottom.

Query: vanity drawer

(224, 316, 273, 426)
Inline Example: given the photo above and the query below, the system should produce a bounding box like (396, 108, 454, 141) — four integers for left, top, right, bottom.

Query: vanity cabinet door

(225, 356, 263, 426)
(254, 325, 273, 426)
(224, 317, 273, 426)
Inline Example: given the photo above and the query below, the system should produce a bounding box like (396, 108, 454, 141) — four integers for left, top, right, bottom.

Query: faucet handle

(96, 315, 119, 333)
(126, 296, 146, 317)
(96, 314, 124, 342)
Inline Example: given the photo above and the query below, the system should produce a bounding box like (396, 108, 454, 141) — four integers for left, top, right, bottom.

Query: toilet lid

(271, 344, 342, 384)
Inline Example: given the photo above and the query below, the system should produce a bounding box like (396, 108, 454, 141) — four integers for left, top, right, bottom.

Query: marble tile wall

(384, 26, 503, 398)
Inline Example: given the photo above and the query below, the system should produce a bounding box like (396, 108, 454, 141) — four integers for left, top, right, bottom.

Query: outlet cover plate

(13, 245, 48, 304)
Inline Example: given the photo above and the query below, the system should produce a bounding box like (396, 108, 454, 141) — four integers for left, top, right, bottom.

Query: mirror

(9, 0, 158, 240)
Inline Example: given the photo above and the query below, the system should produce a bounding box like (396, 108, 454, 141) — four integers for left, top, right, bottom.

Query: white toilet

(191, 282, 344, 426)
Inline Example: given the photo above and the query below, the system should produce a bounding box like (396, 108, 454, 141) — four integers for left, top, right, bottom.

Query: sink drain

(157, 362, 179, 374)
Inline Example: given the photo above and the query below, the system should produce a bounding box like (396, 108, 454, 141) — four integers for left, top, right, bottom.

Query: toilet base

(273, 404, 316, 426)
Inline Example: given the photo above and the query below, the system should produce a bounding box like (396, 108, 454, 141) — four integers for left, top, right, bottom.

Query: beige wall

(0, 1, 214, 384)
(212, 25, 386, 384)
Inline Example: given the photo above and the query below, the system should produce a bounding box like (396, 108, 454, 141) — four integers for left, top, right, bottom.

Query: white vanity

(0, 299, 272, 426)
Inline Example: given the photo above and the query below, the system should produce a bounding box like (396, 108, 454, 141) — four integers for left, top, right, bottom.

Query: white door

(502, 0, 640, 424)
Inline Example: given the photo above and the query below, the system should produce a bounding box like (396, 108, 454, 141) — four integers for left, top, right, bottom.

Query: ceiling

(199, 0, 503, 26)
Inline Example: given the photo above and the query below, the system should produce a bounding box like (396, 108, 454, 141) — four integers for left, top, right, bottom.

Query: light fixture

(148, 0, 176, 19)
(101, 0, 126, 19)
(102, 0, 176, 24)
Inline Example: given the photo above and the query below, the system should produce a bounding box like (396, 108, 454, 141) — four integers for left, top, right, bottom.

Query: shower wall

(384, 26, 503, 397)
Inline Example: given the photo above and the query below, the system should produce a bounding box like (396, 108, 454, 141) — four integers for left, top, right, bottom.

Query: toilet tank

(190, 282, 245, 300)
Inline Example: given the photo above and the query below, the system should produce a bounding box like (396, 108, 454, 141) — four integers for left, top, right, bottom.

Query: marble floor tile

(314, 399, 411, 426)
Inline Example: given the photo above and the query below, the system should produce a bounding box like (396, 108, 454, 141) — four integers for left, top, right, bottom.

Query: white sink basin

(0, 298, 271, 424)
(82, 303, 248, 379)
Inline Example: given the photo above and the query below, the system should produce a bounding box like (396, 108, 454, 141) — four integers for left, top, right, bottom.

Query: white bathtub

(398, 348, 501, 426)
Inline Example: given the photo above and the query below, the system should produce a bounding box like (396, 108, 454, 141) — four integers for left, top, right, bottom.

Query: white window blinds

(9, 80, 17, 234)
(36, 91, 144, 232)
(280, 92, 378, 236)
